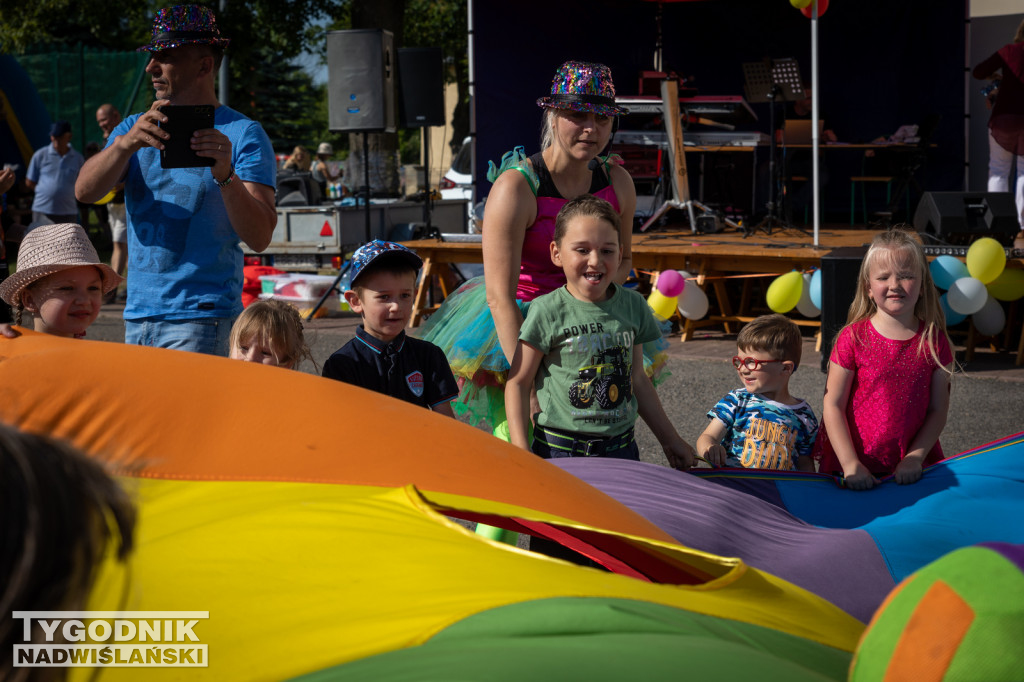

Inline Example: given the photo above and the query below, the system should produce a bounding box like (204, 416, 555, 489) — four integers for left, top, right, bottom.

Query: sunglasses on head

(732, 356, 785, 371)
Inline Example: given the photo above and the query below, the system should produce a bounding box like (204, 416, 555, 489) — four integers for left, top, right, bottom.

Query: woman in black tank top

(417, 61, 638, 440)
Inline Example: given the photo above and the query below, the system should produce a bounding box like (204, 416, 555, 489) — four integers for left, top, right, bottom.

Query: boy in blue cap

(322, 240, 458, 416)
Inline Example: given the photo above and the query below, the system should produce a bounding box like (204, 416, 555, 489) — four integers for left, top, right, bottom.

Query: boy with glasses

(697, 314, 817, 471)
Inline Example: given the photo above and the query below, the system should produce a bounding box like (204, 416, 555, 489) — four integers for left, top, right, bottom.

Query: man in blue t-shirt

(75, 5, 277, 356)
(26, 120, 84, 225)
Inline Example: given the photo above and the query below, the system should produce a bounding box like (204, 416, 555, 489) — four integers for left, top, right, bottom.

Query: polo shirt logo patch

(406, 371, 424, 397)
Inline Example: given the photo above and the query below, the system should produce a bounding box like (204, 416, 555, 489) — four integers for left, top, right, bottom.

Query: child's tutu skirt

(417, 276, 670, 432)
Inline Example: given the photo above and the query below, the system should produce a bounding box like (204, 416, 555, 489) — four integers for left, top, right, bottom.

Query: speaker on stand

(309, 29, 397, 321)
(398, 47, 446, 238)
(327, 28, 396, 244)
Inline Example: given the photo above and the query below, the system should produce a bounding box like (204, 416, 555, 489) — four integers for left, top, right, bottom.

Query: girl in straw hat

(0, 223, 121, 338)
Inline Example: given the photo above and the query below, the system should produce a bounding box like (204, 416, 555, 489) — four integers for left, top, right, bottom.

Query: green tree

(232, 48, 323, 151)
(0, 1, 337, 58)
(1, 1, 343, 156)
(0, 1, 153, 53)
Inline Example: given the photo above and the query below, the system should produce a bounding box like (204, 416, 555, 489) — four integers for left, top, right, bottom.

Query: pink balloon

(656, 269, 685, 298)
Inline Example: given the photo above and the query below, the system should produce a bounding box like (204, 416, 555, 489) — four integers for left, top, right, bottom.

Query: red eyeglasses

(732, 356, 785, 371)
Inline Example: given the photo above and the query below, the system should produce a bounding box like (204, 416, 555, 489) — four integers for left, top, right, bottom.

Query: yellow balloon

(986, 268, 1024, 301)
(94, 189, 117, 205)
(790, 0, 813, 8)
(766, 270, 803, 313)
(965, 237, 1006, 284)
(647, 290, 679, 320)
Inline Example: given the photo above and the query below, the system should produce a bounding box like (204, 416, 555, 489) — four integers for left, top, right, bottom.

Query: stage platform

(402, 226, 1024, 360)
(404, 226, 870, 331)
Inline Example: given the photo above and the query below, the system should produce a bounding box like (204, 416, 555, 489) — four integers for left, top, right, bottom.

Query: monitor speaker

(819, 246, 867, 373)
(326, 29, 396, 133)
(397, 47, 445, 128)
(275, 171, 320, 207)
(912, 191, 1018, 246)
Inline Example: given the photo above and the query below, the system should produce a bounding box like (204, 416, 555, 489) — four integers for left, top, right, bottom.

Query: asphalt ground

(85, 302, 1024, 467)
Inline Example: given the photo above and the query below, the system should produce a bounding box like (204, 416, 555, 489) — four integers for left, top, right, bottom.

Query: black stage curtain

(472, 0, 965, 218)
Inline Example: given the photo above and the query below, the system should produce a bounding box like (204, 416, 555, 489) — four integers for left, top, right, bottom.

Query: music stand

(742, 58, 805, 236)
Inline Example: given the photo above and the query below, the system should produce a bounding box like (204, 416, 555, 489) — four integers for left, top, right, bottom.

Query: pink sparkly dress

(813, 319, 952, 475)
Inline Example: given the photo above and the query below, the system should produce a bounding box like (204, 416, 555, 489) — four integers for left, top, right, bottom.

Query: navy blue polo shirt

(322, 326, 458, 409)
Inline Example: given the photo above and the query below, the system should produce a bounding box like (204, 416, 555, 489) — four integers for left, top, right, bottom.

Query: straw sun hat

(0, 223, 122, 306)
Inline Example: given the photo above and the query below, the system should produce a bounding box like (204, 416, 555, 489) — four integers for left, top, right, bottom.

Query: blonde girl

(229, 299, 314, 371)
(814, 228, 954, 490)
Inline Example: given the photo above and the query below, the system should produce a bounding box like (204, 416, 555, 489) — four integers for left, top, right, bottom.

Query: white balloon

(796, 272, 821, 317)
(972, 294, 1006, 336)
(946, 277, 988, 315)
(678, 280, 709, 320)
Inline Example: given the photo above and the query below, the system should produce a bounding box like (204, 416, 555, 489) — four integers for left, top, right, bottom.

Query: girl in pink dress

(813, 229, 954, 490)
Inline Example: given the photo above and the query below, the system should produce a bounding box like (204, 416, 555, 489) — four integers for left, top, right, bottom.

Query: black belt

(534, 425, 635, 458)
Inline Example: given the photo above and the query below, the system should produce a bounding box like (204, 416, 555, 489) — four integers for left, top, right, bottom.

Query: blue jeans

(125, 316, 237, 356)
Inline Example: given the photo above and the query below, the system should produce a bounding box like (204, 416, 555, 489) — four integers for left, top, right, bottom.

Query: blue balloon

(930, 256, 969, 291)
(809, 269, 822, 310)
(940, 293, 967, 326)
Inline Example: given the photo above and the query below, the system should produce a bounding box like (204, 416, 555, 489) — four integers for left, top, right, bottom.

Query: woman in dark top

(973, 19, 1024, 232)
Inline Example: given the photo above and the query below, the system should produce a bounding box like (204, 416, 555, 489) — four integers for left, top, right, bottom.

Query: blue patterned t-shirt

(707, 389, 819, 470)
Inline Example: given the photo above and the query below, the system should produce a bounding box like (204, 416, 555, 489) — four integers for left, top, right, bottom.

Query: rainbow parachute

(1, 331, 1021, 680)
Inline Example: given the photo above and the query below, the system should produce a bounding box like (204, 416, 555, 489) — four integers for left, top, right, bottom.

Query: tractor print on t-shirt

(568, 347, 631, 410)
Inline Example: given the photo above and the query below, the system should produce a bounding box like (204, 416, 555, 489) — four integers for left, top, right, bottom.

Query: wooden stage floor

(403, 225, 1023, 355)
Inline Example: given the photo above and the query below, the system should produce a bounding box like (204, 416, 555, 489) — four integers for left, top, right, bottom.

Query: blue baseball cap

(49, 120, 71, 138)
(348, 240, 423, 287)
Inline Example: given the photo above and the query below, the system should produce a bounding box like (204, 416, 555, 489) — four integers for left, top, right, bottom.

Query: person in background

(96, 103, 128, 299)
(973, 18, 1024, 233)
(282, 145, 311, 172)
(0, 166, 14, 325)
(311, 142, 342, 198)
(26, 120, 84, 226)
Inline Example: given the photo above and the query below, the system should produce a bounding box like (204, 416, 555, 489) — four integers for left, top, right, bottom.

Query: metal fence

(17, 45, 150, 152)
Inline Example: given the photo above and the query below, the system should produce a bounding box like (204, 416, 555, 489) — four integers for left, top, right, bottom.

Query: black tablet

(159, 105, 215, 168)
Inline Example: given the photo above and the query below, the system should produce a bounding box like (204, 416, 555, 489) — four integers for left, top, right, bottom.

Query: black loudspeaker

(275, 171, 321, 207)
(913, 191, 1018, 246)
(327, 29, 396, 133)
(819, 246, 867, 373)
(397, 47, 445, 128)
